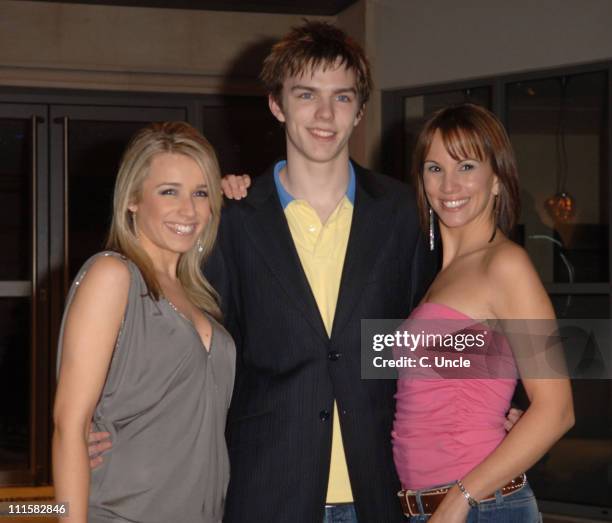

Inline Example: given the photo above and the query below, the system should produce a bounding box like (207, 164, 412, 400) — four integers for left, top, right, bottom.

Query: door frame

(0, 103, 49, 485)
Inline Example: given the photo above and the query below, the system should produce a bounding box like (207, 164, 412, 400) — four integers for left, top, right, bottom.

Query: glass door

(0, 104, 48, 485)
(48, 105, 187, 381)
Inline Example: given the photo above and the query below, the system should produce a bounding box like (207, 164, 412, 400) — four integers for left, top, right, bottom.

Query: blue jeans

(408, 482, 542, 522)
(323, 503, 358, 523)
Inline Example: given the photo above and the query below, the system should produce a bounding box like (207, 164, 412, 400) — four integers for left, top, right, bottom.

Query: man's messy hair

(260, 20, 372, 107)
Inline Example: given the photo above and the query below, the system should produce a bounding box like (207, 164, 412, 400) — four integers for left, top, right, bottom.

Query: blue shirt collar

(273, 160, 356, 209)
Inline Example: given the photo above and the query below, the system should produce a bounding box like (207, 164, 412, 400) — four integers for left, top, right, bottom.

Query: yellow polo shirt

(274, 160, 354, 504)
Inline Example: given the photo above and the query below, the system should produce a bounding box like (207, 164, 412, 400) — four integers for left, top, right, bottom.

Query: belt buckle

(420, 486, 449, 516)
(397, 489, 420, 517)
(399, 486, 449, 517)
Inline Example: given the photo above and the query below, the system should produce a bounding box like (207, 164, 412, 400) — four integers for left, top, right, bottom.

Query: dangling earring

(197, 238, 204, 253)
(129, 209, 138, 237)
(488, 194, 498, 243)
(429, 206, 435, 251)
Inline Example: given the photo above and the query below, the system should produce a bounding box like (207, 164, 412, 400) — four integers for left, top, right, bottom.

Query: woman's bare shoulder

(484, 239, 535, 280)
(84, 254, 130, 287)
(71, 253, 131, 308)
(484, 239, 553, 318)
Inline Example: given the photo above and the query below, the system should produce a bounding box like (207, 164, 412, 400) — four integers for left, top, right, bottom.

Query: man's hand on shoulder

(221, 174, 251, 200)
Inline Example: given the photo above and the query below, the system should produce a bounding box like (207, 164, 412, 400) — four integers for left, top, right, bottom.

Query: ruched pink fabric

(392, 302, 517, 489)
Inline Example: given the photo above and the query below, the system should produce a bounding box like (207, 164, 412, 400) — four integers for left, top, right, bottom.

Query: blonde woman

(53, 122, 235, 523)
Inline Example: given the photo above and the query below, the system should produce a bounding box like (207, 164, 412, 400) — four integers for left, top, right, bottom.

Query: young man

(207, 21, 434, 522)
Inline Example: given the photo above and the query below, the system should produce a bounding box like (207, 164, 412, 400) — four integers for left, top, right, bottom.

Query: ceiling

(32, 0, 358, 15)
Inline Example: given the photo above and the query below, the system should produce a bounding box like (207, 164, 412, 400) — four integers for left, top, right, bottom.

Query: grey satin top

(57, 252, 235, 523)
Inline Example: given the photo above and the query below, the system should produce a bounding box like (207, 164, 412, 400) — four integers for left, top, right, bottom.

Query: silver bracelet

(456, 479, 479, 508)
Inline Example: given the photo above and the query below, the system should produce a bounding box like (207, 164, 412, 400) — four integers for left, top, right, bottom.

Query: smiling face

(128, 152, 211, 262)
(268, 60, 363, 166)
(423, 130, 499, 233)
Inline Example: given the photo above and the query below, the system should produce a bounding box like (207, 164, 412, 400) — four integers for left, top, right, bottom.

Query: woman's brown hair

(412, 103, 520, 237)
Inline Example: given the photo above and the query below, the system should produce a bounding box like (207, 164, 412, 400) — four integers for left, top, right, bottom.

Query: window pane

(0, 298, 30, 470)
(550, 293, 609, 319)
(507, 71, 608, 284)
(67, 120, 150, 280)
(0, 119, 31, 280)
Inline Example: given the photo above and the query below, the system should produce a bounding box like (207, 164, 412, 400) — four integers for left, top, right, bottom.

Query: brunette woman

(393, 104, 574, 522)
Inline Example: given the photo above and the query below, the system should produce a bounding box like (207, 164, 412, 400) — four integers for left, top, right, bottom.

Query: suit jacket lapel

(331, 165, 393, 340)
(242, 170, 329, 342)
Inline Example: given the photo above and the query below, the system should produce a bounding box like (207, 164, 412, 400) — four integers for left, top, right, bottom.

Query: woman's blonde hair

(106, 121, 223, 320)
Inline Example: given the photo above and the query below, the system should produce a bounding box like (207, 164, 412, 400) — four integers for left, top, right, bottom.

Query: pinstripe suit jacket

(206, 162, 436, 523)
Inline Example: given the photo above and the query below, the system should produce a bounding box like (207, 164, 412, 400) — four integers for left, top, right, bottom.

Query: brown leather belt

(397, 473, 526, 517)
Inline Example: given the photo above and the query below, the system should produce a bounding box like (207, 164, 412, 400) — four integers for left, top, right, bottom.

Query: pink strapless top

(392, 302, 517, 489)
